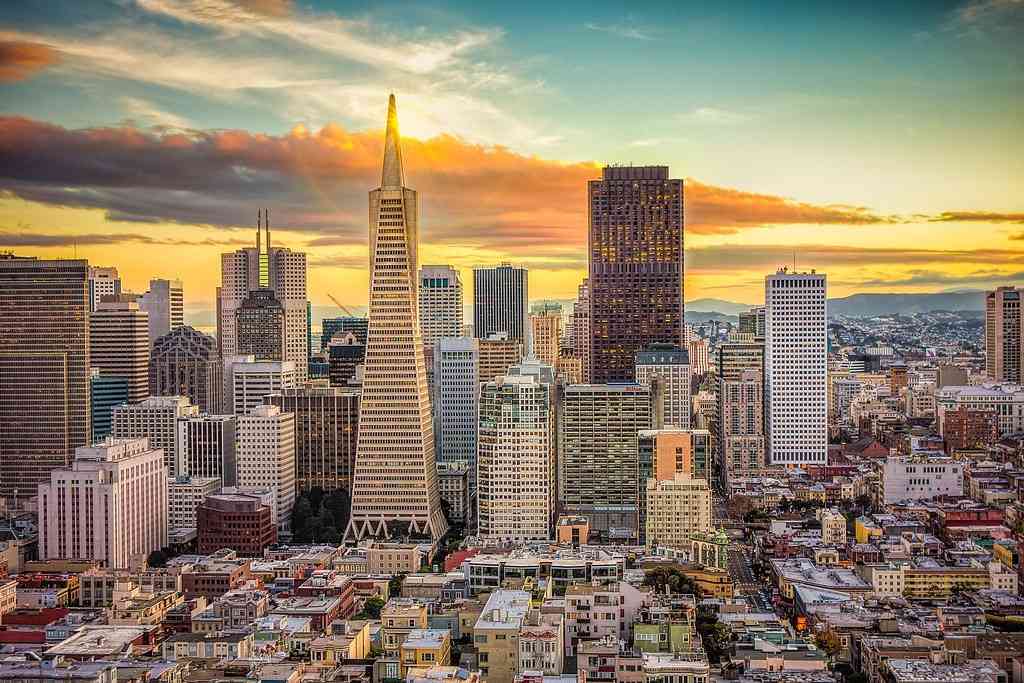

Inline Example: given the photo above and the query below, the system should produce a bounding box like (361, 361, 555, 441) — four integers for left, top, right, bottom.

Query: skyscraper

(87, 266, 120, 312)
(90, 295, 150, 403)
(571, 279, 591, 382)
(720, 368, 765, 485)
(139, 278, 184, 348)
(218, 210, 308, 382)
(235, 288, 286, 361)
(113, 395, 198, 476)
(149, 326, 223, 413)
(588, 166, 684, 383)
(231, 359, 297, 416)
(432, 337, 479, 469)
(266, 384, 360, 492)
(478, 334, 523, 382)
(738, 306, 766, 338)
(473, 264, 528, 343)
(176, 414, 237, 485)
(765, 270, 827, 466)
(985, 286, 1022, 382)
(635, 344, 691, 429)
(90, 371, 128, 441)
(0, 256, 90, 502)
(345, 95, 447, 542)
(419, 265, 464, 350)
(236, 404, 296, 534)
(478, 359, 556, 540)
(558, 383, 652, 538)
(529, 310, 562, 367)
(637, 428, 711, 544)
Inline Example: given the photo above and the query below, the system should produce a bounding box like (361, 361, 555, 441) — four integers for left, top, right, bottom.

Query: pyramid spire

(381, 93, 404, 188)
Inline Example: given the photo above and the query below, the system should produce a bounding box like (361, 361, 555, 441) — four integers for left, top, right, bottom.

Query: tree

(642, 567, 703, 598)
(389, 573, 406, 598)
(356, 597, 385, 619)
(815, 628, 842, 659)
(291, 494, 314, 542)
(147, 549, 167, 568)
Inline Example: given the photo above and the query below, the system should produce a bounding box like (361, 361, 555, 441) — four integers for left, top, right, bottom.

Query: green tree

(815, 628, 842, 659)
(356, 597, 385, 619)
(389, 573, 406, 598)
(642, 567, 704, 598)
(147, 549, 167, 567)
(291, 494, 314, 542)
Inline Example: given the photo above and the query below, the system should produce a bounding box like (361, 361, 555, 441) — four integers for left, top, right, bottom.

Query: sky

(0, 0, 1023, 320)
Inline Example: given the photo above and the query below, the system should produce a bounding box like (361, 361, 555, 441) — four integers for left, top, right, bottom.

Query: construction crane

(327, 293, 364, 318)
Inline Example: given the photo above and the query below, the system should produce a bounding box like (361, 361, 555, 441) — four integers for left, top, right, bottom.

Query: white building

(477, 359, 556, 541)
(818, 508, 847, 546)
(881, 455, 963, 505)
(168, 475, 221, 531)
(935, 383, 1024, 438)
(90, 297, 150, 402)
(644, 473, 713, 550)
(635, 344, 691, 429)
(87, 266, 120, 312)
(38, 438, 168, 569)
(176, 414, 237, 485)
(686, 338, 709, 377)
(112, 396, 198, 476)
(232, 359, 296, 416)
(765, 270, 828, 466)
(139, 278, 184, 348)
(218, 218, 308, 382)
(418, 265, 463, 350)
(432, 337, 479, 470)
(236, 405, 296, 534)
(829, 376, 862, 426)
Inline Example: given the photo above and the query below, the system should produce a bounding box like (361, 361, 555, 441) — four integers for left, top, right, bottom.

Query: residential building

(687, 338, 710, 377)
(149, 326, 223, 413)
(559, 383, 651, 537)
(139, 278, 184, 348)
(90, 295, 150, 402)
(197, 492, 277, 555)
(382, 599, 430, 656)
(231, 359, 296, 415)
(432, 336, 479, 470)
(588, 166, 684, 383)
(518, 610, 565, 675)
(474, 263, 528, 343)
(266, 383, 359, 492)
(419, 265, 464, 350)
(645, 473, 713, 550)
(176, 414, 237, 485)
(87, 265, 120, 311)
(635, 344, 691, 429)
(765, 270, 828, 466)
(474, 590, 531, 683)
(986, 286, 1022, 382)
(168, 476, 221, 531)
(218, 209, 308, 381)
(881, 455, 964, 505)
(720, 368, 765, 485)
(478, 360, 556, 541)
(942, 406, 998, 452)
(112, 396, 198, 476)
(38, 438, 168, 569)
(478, 333, 523, 382)
(401, 629, 451, 675)
(530, 309, 562, 367)
(818, 508, 847, 545)
(0, 256, 91, 500)
(345, 96, 448, 542)
(91, 372, 128, 441)
(572, 279, 591, 382)
(236, 405, 296, 534)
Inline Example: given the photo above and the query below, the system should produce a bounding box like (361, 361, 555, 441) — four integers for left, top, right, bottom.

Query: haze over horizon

(1, 0, 1023, 312)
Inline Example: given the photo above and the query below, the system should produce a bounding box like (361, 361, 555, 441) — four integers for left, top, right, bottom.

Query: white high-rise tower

(345, 95, 448, 542)
(765, 269, 827, 466)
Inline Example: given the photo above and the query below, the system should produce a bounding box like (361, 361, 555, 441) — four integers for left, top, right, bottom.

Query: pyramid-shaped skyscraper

(344, 95, 448, 542)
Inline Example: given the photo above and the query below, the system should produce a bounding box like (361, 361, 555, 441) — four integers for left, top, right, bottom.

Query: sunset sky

(1, 0, 1023, 320)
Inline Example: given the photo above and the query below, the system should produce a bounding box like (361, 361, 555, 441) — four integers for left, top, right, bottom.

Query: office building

(432, 337, 479, 470)
(327, 332, 364, 387)
(644, 474, 713, 551)
(149, 326, 223, 414)
(473, 264, 528, 343)
(90, 296, 150, 402)
(986, 286, 1022, 382)
(0, 256, 91, 501)
(139, 278, 184, 348)
(942, 406, 998, 452)
(716, 339, 764, 383)
(176, 414, 237, 485)
(90, 372, 128, 442)
(198, 492, 276, 556)
(559, 383, 652, 537)
(218, 210, 308, 381)
(168, 476, 221, 532)
(231, 359, 297, 415)
(478, 334, 523, 382)
(687, 338, 709, 378)
(478, 359, 556, 540)
(765, 270, 828, 466)
(345, 95, 447, 541)
(320, 317, 368, 351)
(529, 309, 562, 367)
(738, 306, 766, 338)
(38, 438, 168, 569)
(881, 455, 964, 505)
(266, 384, 360, 492)
(571, 279, 591, 382)
(235, 287, 286, 361)
(112, 396, 198, 475)
(236, 405, 296, 534)
(588, 166, 684, 383)
(419, 265, 463, 350)
(635, 344, 691, 429)
(87, 266, 120, 312)
(720, 369, 765, 485)
(637, 428, 711, 544)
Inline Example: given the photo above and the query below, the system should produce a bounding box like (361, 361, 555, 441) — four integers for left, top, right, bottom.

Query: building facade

(197, 493, 276, 556)
(473, 264, 528, 343)
(236, 405, 296, 534)
(432, 337, 479, 470)
(765, 270, 828, 466)
(345, 96, 447, 542)
(0, 256, 91, 501)
(986, 286, 1022, 382)
(139, 278, 184, 348)
(235, 288, 286, 361)
(418, 265, 463, 350)
(90, 296, 150, 403)
(529, 310, 562, 368)
(478, 334, 523, 383)
(644, 474, 713, 551)
(38, 438, 168, 569)
(720, 369, 765, 485)
(112, 396, 198, 476)
(149, 326, 223, 414)
(635, 344, 691, 429)
(88, 266, 120, 312)
(169, 476, 221, 531)
(176, 414, 237, 485)
(231, 359, 297, 416)
(91, 372, 128, 441)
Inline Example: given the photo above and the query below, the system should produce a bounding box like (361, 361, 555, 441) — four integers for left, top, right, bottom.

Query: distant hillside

(686, 298, 755, 316)
(827, 292, 985, 316)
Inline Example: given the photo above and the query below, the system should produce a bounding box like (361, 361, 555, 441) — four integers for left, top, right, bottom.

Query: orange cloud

(0, 40, 58, 82)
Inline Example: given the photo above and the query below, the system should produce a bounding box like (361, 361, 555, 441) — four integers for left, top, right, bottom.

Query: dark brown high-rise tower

(588, 166, 684, 383)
